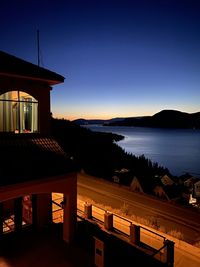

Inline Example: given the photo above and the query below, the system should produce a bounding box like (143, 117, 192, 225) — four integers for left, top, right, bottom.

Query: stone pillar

(32, 193, 52, 229)
(14, 197, 23, 232)
(129, 224, 140, 245)
(104, 212, 113, 231)
(84, 203, 92, 219)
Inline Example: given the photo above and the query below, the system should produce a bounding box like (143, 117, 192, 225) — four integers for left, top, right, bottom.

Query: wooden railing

(79, 201, 174, 267)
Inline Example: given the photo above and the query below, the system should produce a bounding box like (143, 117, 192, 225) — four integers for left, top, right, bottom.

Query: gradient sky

(1, 0, 200, 120)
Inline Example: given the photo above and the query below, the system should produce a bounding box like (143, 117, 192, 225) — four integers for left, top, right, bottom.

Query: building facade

(0, 51, 77, 242)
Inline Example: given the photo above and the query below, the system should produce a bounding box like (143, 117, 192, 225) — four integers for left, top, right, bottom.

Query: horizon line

(52, 108, 200, 121)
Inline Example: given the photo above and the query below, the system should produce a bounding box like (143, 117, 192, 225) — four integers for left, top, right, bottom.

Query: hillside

(51, 117, 169, 183)
(105, 110, 200, 129)
(73, 117, 125, 125)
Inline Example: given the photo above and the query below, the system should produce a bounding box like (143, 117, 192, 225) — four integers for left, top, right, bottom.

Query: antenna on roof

(37, 29, 40, 66)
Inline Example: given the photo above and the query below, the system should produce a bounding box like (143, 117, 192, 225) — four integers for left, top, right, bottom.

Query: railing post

(104, 211, 113, 231)
(129, 224, 140, 245)
(84, 203, 92, 219)
(163, 240, 174, 267)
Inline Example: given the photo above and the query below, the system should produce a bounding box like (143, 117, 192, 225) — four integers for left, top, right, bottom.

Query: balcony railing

(78, 201, 174, 267)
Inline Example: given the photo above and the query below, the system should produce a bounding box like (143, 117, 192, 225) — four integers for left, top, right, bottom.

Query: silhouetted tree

(50, 117, 170, 184)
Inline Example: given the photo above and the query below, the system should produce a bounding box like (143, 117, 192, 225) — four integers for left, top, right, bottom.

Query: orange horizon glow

(52, 105, 200, 122)
(52, 112, 153, 121)
(51, 107, 160, 121)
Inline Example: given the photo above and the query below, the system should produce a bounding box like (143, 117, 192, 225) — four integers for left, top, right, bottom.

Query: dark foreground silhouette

(51, 117, 169, 186)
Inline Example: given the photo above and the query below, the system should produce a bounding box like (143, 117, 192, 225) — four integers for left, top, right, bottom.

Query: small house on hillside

(130, 175, 181, 202)
(179, 174, 200, 202)
(184, 176, 199, 189)
(130, 176, 144, 193)
(130, 176, 156, 195)
(153, 185, 169, 200)
(160, 174, 174, 186)
(193, 180, 200, 198)
(112, 168, 131, 185)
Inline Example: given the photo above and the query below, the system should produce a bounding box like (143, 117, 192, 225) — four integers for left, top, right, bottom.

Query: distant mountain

(106, 110, 200, 129)
(73, 110, 200, 129)
(73, 117, 125, 125)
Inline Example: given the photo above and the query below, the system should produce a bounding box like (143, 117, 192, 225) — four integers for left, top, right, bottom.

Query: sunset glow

(1, 0, 200, 120)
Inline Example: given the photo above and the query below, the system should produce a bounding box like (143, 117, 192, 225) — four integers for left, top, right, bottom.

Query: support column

(63, 190, 77, 243)
(14, 197, 23, 233)
(32, 193, 52, 229)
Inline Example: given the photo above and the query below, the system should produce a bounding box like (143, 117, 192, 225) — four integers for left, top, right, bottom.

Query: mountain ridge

(73, 109, 200, 129)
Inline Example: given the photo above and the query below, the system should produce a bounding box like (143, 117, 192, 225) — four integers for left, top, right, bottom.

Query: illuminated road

(77, 173, 200, 267)
(52, 174, 200, 267)
(77, 172, 200, 245)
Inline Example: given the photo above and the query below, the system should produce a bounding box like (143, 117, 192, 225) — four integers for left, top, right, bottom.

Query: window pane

(0, 91, 18, 101)
(0, 90, 38, 133)
(19, 91, 37, 102)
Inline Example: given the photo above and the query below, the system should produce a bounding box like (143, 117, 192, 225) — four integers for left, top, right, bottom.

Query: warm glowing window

(0, 91, 38, 133)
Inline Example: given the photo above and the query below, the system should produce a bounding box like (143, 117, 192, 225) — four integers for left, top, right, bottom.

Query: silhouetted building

(0, 51, 77, 242)
(0, 51, 175, 267)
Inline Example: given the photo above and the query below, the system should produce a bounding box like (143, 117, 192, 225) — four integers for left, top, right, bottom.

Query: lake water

(83, 125, 200, 177)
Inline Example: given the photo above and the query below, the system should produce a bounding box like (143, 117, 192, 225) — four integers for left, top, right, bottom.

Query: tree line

(51, 117, 170, 186)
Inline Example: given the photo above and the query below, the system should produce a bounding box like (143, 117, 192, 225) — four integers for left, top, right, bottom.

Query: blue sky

(1, 0, 200, 120)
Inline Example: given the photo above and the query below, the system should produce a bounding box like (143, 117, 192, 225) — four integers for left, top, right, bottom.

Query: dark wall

(76, 219, 167, 267)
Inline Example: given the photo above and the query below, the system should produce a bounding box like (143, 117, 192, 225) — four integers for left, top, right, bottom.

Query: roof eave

(0, 72, 65, 86)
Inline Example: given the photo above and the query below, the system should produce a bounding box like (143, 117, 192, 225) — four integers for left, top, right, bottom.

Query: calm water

(83, 125, 200, 177)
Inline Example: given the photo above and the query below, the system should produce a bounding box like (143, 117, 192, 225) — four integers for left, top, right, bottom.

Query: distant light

(189, 194, 197, 204)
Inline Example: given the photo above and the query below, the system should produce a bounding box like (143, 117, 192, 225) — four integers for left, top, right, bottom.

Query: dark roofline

(0, 133, 77, 186)
(0, 50, 65, 86)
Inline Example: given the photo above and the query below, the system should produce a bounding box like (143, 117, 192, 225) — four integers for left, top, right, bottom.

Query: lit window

(0, 91, 38, 133)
